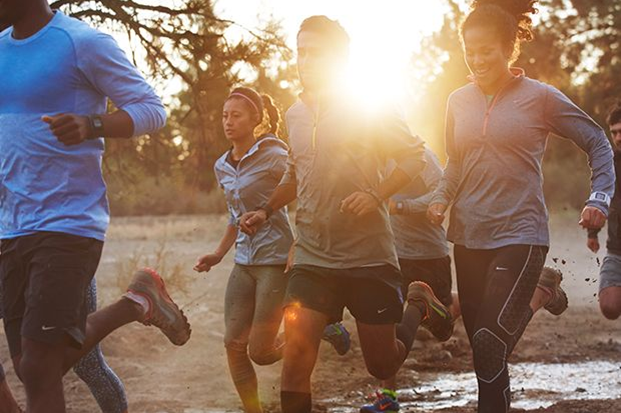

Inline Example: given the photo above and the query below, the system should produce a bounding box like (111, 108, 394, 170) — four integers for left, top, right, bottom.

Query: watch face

(93, 118, 104, 129)
(595, 193, 606, 201)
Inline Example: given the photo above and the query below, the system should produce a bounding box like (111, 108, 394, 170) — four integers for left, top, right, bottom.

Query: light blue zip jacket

(214, 135, 293, 265)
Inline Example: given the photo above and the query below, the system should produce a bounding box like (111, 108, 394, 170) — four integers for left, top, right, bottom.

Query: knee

(72, 350, 98, 378)
(248, 346, 277, 366)
(224, 336, 248, 354)
(472, 329, 507, 383)
(19, 350, 60, 388)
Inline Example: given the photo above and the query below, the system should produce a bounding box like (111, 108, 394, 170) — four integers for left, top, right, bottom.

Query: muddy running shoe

(126, 268, 191, 346)
(407, 281, 453, 342)
(360, 389, 400, 413)
(322, 322, 351, 355)
(538, 267, 568, 316)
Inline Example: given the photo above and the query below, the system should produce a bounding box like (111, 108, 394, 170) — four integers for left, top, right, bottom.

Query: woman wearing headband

(194, 87, 350, 412)
(194, 87, 291, 413)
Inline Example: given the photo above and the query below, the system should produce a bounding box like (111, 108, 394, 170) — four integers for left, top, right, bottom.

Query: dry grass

(113, 239, 195, 298)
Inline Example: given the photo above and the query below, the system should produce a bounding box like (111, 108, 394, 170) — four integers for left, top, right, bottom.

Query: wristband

(364, 188, 384, 206)
(255, 205, 273, 219)
(88, 115, 104, 139)
(587, 191, 611, 208)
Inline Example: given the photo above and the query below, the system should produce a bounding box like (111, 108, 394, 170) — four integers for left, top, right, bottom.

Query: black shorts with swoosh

(0, 232, 103, 357)
(284, 264, 404, 324)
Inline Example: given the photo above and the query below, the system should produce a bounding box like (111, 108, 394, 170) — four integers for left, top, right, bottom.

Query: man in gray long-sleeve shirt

(239, 15, 453, 413)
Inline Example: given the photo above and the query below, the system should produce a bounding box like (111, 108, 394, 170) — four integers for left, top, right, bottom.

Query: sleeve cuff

(121, 102, 167, 137)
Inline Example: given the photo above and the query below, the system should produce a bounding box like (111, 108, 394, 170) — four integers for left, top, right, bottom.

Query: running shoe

(407, 281, 453, 342)
(322, 322, 351, 355)
(360, 389, 400, 413)
(126, 268, 192, 346)
(538, 267, 568, 316)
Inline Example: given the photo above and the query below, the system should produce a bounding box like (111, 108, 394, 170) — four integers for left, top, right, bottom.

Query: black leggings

(454, 244, 547, 413)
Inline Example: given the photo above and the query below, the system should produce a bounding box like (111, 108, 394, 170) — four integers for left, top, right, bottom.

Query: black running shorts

(284, 264, 404, 324)
(0, 232, 103, 357)
(399, 256, 453, 307)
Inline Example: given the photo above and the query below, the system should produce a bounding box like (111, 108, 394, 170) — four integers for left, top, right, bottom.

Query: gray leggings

(73, 278, 128, 413)
(224, 264, 288, 412)
(224, 264, 288, 362)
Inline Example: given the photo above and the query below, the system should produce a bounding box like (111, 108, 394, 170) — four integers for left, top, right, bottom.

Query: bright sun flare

(332, 2, 447, 108)
(220, 0, 448, 109)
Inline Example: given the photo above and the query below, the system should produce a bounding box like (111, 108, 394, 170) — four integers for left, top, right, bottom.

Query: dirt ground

(2, 213, 620, 412)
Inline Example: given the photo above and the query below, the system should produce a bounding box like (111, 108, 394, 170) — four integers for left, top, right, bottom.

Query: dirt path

(2, 214, 619, 412)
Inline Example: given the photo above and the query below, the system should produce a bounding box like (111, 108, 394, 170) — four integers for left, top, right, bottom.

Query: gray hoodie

(432, 70, 615, 249)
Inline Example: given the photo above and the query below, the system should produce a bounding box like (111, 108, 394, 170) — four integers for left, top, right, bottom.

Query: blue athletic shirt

(0, 11, 166, 241)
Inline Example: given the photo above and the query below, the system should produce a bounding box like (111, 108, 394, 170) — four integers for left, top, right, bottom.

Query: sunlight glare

(336, 2, 446, 110)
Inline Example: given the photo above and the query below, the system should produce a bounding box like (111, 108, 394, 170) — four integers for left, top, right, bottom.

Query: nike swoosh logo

(41, 325, 57, 331)
(495, 267, 509, 271)
(379, 402, 393, 410)
(377, 308, 388, 314)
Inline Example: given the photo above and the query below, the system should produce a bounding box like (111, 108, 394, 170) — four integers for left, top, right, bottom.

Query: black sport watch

(88, 115, 104, 139)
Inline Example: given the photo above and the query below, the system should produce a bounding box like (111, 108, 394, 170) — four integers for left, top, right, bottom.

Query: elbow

(127, 103, 167, 137)
(154, 104, 167, 130)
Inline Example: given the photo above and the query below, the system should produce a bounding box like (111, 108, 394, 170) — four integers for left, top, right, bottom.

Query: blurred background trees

(22, 0, 621, 213)
(49, 0, 297, 214)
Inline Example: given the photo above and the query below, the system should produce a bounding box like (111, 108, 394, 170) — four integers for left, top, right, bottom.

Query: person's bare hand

(193, 253, 223, 273)
(239, 210, 267, 235)
(340, 192, 381, 216)
(579, 206, 606, 229)
(43, 114, 93, 145)
(427, 203, 447, 225)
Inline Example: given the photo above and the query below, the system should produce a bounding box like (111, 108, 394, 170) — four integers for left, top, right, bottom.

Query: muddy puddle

(324, 360, 621, 412)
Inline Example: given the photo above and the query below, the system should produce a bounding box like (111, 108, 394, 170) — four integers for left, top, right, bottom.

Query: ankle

(408, 299, 428, 319)
(281, 390, 311, 413)
(121, 295, 148, 321)
(536, 285, 554, 303)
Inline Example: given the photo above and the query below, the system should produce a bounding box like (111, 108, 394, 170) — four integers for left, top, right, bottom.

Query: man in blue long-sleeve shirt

(0, 1, 191, 412)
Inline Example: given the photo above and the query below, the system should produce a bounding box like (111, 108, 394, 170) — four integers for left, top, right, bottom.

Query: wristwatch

(87, 115, 104, 139)
(587, 191, 611, 208)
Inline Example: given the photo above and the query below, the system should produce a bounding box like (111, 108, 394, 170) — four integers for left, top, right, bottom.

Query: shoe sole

(322, 325, 351, 356)
(408, 282, 453, 341)
(128, 269, 191, 346)
(540, 268, 569, 316)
